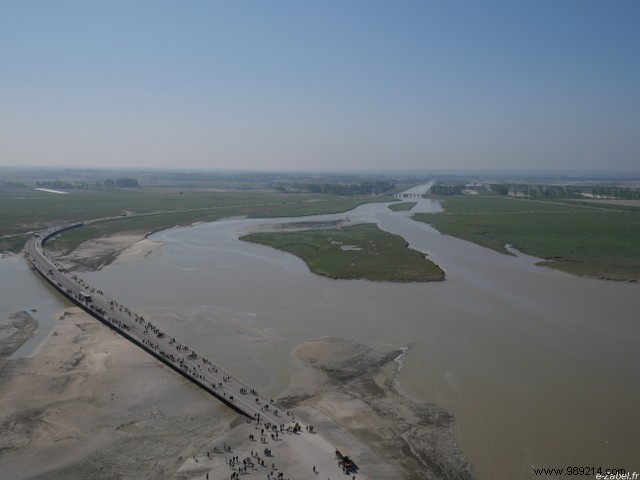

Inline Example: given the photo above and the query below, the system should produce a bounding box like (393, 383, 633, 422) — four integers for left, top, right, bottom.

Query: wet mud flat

(0, 308, 234, 480)
(49, 233, 164, 272)
(281, 337, 476, 480)
(0, 311, 38, 358)
(0, 305, 475, 479)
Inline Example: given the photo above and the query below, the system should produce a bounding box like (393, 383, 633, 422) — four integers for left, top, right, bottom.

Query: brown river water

(5, 197, 639, 479)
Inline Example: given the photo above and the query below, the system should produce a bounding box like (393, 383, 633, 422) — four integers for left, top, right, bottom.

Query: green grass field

(0, 188, 391, 252)
(241, 223, 445, 282)
(414, 196, 640, 281)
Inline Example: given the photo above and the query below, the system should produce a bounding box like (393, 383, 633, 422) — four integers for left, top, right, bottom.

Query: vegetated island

(413, 195, 640, 282)
(241, 223, 445, 282)
(388, 201, 417, 211)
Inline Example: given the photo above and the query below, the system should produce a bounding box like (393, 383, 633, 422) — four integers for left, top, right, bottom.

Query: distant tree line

(1, 180, 28, 188)
(429, 183, 465, 195)
(490, 183, 640, 199)
(35, 180, 102, 189)
(277, 180, 395, 195)
(32, 178, 140, 189)
(103, 178, 140, 188)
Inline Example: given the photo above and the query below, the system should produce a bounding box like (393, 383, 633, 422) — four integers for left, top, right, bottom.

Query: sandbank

(0, 307, 233, 479)
(52, 233, 164, 271)
(0, 307, 475, 479)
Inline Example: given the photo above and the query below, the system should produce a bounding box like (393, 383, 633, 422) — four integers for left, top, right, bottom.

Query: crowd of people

(190, 416, 355, 480)
(40, 243, 289, 425)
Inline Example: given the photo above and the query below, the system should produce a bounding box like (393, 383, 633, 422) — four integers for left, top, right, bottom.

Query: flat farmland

(0, 188, 389, 252)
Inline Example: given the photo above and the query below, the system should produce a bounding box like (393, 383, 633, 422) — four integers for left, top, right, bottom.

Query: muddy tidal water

(0, 254, 69, 358)
(11, 198, 639, 479)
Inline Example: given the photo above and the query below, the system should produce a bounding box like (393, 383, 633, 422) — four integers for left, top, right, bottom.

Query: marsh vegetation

(241, 223, 445, 282)
(0, 188, 391, 252)
(388, 201, 417, 211)
(414, 196, 640, 281)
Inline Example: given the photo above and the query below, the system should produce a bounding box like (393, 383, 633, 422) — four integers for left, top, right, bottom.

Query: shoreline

(283, 337, 475, 479)
(0, 307, 235, 479)
(2, 225, 476, 478)
(0, 311, 38, 359)
(241, 222, 446, 283)
(0, 308, 475, 479)
(50, 232, 165, 272)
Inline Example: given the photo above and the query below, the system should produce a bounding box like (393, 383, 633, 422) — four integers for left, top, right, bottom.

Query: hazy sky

(2, 1, 639, 172)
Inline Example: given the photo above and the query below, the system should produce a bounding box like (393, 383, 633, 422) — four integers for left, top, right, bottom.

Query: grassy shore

(413, 196, 640, 281)
(241, 223, 445, 282)
(0, 188, 390, 252)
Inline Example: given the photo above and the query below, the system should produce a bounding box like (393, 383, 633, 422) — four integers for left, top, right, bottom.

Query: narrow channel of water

(0, 255, 70, 358)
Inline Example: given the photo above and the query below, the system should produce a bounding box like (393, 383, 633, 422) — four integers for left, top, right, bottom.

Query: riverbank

(283, 337, 476, 479)
(50, 233, 164, 271)
(0, 311, 38, 359)
(0, 307, 233, 479)
(414, 195, 640, 281)
(0, 307, 475, 479)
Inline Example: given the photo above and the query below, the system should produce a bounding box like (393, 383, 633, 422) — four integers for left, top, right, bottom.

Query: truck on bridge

(79, 291, 92, 303)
